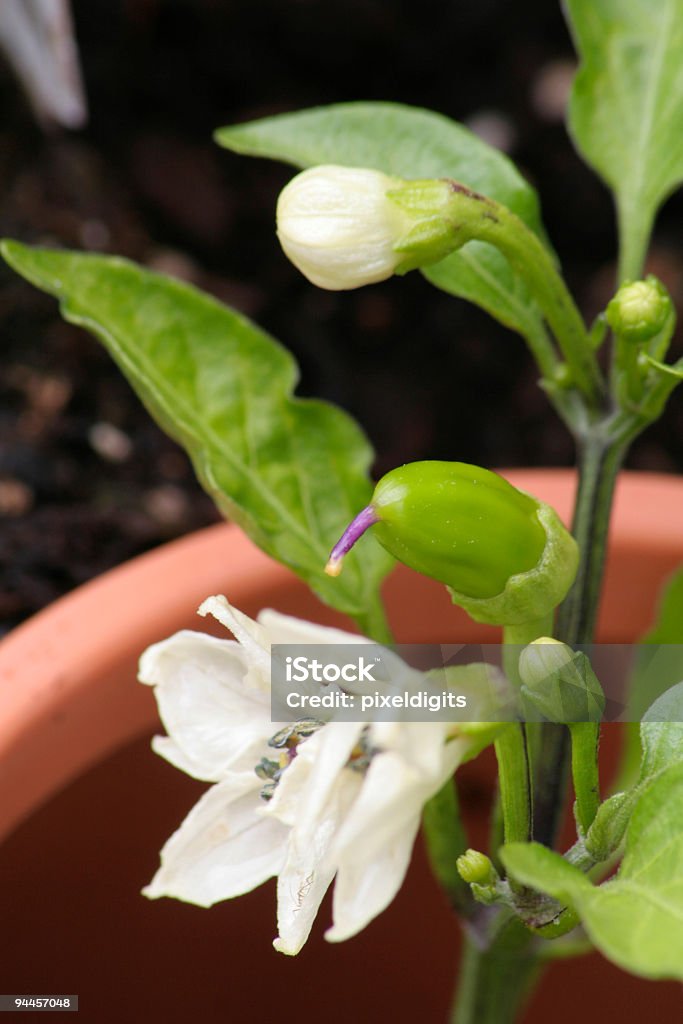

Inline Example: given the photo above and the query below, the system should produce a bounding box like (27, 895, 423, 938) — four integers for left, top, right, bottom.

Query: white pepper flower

(276, 165, 413, 290)
(139, 594, 473, 954)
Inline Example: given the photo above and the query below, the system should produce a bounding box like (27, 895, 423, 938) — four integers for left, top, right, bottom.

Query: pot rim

(0, 468, 681, 840)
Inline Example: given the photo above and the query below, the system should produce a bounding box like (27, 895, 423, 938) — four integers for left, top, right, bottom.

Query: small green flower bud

(519, 638, 605, 722)
(326, 462, 578, 626)
(605, 276, 672, 344)
(456, 848, 497, 886)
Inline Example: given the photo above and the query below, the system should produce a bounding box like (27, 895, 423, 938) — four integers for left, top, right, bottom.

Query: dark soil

(1, 0, 682, 633)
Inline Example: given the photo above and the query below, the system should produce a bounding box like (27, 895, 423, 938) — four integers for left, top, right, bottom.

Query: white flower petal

(257, 608, 372, 647)
(325, 815, 419, 942)
(199, 595, 271, 682)
(331, 751, 426, 862)
(274, 770, 358, 955)
(266, 722, 364, 830)
(324, 738, 470, 940)
(273, 841, 336, 956)
(140, 630, 272, 779)
(371, 719, 455, 777)
(144, 774, 287, 906)
(332, 737, 467, 864)
(151, 735, 208, 780)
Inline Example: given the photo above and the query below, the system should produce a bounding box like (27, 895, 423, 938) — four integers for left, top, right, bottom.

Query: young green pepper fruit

(326, 461, 578, 626)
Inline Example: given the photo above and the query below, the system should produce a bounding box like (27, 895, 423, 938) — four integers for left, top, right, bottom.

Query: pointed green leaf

(584, 790, 635, 862)
(1, 240, 393, 620)
(643, 566, 683, 645)
(566, 0, 683, 280)
(501, 841, 593, 906)
(640, 681, 683, 778)
(628, 566, 683, 720)
(615, 565, 683, 790)
(503, 761, 683, 979)
(216, 102, 548, 341)
(585, 690, 683, 861)
(643, 353, 683, 380)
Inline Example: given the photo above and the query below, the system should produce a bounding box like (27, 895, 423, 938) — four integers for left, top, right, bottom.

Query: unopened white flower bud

(518, 638, 605, 723)
(518, 637, 573, 687)
(276, 165, 413, 290)
(276, 165, 467, 291)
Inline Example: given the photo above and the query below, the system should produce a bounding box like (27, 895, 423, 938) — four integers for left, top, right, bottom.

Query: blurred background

(1, 0, 682, 633)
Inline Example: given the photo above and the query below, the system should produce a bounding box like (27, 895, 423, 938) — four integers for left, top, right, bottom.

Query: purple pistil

(325, 504, 380, 576)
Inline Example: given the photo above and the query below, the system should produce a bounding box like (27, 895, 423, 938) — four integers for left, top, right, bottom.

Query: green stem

(530, 432, 626, 847)
(530, 725, 570, 849)
(517, 312, 561, 383)
(354, 596, 394, 644)
(614, 336, 642, 406)
(494, 726, 533, 846)
(451, 916, 541, 1024)
(617, 197, 654, 284)
(473, 202, 604, 407)
(423, 778, 475, 918)
(493, 617, 553, 852)
(503, 617, 555, 654)
(556, 434, 627, 646)
(568, 721, 601, 835)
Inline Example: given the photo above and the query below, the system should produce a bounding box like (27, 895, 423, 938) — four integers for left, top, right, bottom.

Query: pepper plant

(3, 1, 683, 1021)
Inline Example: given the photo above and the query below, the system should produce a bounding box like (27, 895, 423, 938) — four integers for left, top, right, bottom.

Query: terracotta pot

(0, 470, 681, 1023)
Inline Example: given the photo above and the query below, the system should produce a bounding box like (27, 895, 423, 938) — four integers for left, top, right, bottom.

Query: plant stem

(499, 616, 553, 847)
(439, 184, 604, 408)
(617, 197, 653, 284)
(450, 432, 627, 1021)
(556, 434, 627, 646)
(568, 721, 601, 834)
(423, 778, 476, 919)
(354, 596, 394, 644)
(474, 203, 604, 407)
(494, 726, 533, 845)
(451, 916, 540, 1024)
(531, 432, 626, 847)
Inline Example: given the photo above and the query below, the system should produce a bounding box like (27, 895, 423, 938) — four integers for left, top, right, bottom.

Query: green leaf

(586, 676, 683, 860)
(0, 240, 393, 621)
(501, 841, 593, 906)
(584, 791, 635, 862)
(643, 566, 683, 644)
(216, 101, 549, 342)
(614, 565, 683, 790)
(503, 761, 683, 979)
(640, 681, 683, 778)
(565, 0, 683, 280)
(628, 566, 683, 719)
(586, 679, 683, 861)
(642, 353, 683, 381)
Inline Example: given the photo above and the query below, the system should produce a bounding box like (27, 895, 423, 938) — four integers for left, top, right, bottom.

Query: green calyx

(326, 461, 578, 628)
(387, 178, 489, 273)
(446, 501, 578, 627)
